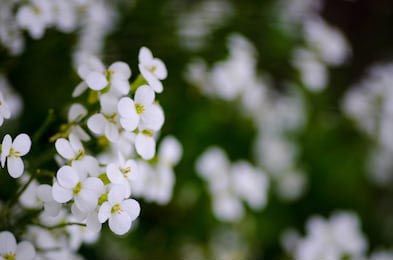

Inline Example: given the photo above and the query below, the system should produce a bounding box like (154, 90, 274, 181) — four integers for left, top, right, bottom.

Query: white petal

(68, 103, 87, 122)
(100, 94, 118, 114)
(44, 202, 61, 217)
(108, 186, 126, 204)
(86, 72, 108, 91)
(71, 203, 87, 220)
(12, 134, 31, 156)
(107, 163, 124, 184)
(52, 182, 73, 203)
(138, 47, 153, 64)
(109, 212, 131, 235)
(121, 199, 140, 221)
(36, 184, 53, 202)
(111, 78, 130, 95)
(83, 177, 104, 195)
(98, 202, 111, 223)
(1, 135, 12, 167)
(118, 97, 136, 118)
(75, 190, 98, 212)
(0, 231, 17, 255)
(135, 85, 155, 106)
(120, 118, 139, 132)
(87, 114, 106, 135)
(69, 134, 84, 153)
(55, 138, 75, 160)
(72, 82, 88, 97)
(139, 66, 163, 93)
(87, 213, 102, 233)
(135, 134, 156, 160)
(57, 166, 79, 189)
(140, 104, 164, 131)
(7, 157, 24, 178)
(105, 123, 119, 142)
(109, 62, 131, 79)
(82, 156, 101, 177)
(15, 241, 35, 260)
(152, 58, 167, 79)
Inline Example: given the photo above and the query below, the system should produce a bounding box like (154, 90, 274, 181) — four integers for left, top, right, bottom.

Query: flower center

(142, 129, 154, 137)
(73, 182, 82, 195)
(120, 167, 131, 178)
(74, 149, 85, 161)
(4, 253, 16, 260)
(98, 193, 108, 205)
(111, 203, 121, 214)
(8, 147, 20, 158)
(135, 103, 145, 115)
(104, 113, 117, 124)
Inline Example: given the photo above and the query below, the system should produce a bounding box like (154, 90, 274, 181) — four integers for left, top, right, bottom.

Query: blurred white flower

(1, 133, 31, 178)
(106, 153, 139, 184)
(291, 211, 368, 260)
(67, 103, 90, 141)
(0, 231, 35, 260)
(0, 91, 11, 126)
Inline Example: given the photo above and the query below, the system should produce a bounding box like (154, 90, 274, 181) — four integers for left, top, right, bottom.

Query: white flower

(98, 188, 140, 235)
(158, 136, 182, 167)
(87, 94, 121, 142)
(1, 133, 31, 178)
(0, 91, 11, 126)
(55, 134, 100, 177)
(75, 57, 131, 95)
(16, 0, 53, 39)
(106, 153, 139, 184)
(294, 212, 368, 260)
(118, 85, 164, 132)
(52, 165, 104, 213)
(36, 184, 61, 217)
(138, 47, 167, 93)
(0, 231, 35, 260)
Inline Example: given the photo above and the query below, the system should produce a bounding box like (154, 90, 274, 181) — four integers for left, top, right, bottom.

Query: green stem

(35, 222, 86, 230)
(33, 109, 55, 143)
(130, 74, 147, 92)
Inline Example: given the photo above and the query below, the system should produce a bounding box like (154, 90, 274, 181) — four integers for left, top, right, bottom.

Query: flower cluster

(196, 147, 269, 222)
(186, 34, 306, 202)
(343, 63, 393, 184)
(0, 46, 182, 259)
(0, 0, 117, 68)
(281, 211, 368, 260)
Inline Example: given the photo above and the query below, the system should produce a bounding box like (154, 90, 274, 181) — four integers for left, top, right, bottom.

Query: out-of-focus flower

(0, 231, 35, 260)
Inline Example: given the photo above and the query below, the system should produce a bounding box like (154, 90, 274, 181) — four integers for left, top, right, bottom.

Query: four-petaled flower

(1, 133, 31, 178)
(0, 231, 35, 260)
(138, 47, 167, 93)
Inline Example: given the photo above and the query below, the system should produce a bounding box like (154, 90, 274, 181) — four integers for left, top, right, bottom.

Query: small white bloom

(1, 133, 31, 178)
(158, 136, 182, 167)
(106, 153, 139, 184)
(52, 165, 104, 213)
(138, 47, 167, 93)
(118, 85, 164, 132)
(0, 231, 35, 260)
(36, 184, 61, 217)
(98, 188, 140, 235)
(16, 0, 53, 39)
(87, 94, 121, 142)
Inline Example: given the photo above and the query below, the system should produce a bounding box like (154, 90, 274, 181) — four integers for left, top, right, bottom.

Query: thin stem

(130, 74, 147, 92)
(35, 222, 86, 230)
(33, 109, 55, 143)
(7, 172, 35, 209)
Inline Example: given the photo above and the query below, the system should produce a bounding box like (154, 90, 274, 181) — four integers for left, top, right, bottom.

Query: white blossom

(0, 231, 35, 260)
(1, 133, 31, 178)
(138, 47, 167, 93)
(52, 165, 104, 213)
(98, 187, 140, 235)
